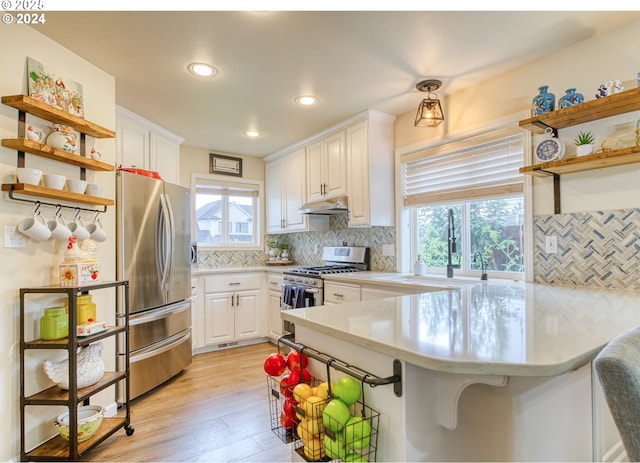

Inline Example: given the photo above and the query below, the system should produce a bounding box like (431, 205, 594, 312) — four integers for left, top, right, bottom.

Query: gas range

(283, 246, 369, 288)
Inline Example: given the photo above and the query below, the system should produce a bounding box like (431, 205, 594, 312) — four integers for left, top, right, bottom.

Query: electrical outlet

(545, 235, 558, 254)
(382, 244, 395, 257)
(4, 225, 27, 248)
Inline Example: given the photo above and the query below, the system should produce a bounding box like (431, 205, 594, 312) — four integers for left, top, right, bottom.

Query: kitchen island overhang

(282, 281, 640, 461)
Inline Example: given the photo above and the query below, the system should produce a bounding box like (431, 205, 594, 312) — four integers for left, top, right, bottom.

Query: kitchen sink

(371, 274, 481, 288)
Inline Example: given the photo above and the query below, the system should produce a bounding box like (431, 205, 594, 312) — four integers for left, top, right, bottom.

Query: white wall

(0, 25, 116, 460)
(394, 19, 640, 216)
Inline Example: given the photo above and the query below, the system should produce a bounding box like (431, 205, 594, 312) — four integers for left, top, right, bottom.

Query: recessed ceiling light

(245, 131, 259, 137)
(295, 95, 319, 106)
(187, 62, 218, 78)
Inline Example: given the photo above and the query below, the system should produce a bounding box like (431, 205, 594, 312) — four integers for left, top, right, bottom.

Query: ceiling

(34, 11, 640, 158)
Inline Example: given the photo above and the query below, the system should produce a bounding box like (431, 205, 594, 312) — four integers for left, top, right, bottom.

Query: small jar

(414, 256, 427, 276)
(40, 307, 69, 340)
(65, 294, 97, 325)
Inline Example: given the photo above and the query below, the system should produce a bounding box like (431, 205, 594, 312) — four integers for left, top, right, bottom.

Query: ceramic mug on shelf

(86, 218, 107, 242)
(47, 213, 72, 241)
(67, 216, 90, 241)
(16, 167, 42, 185)
(85, 183, 103, 197)
(66, 179, 87, 194)
(18, 211, 51, 241)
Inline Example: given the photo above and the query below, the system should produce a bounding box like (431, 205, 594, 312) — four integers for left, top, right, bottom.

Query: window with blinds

(193, 176, 261, 248)
(402, 130, 524, 207)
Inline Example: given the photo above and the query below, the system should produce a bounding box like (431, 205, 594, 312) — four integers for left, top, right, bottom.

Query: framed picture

(210, 153, 242, 177)
(27, 57, 84, 117)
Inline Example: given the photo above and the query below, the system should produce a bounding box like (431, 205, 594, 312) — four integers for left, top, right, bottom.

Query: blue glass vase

(558, 88, 584, 109)
(532, 85, 555, 115)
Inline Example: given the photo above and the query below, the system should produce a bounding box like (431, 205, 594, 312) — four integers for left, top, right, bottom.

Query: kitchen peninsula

(282, 278, 640, 461)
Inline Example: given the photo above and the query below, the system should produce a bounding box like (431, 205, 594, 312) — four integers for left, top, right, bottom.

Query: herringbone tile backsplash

(534, 208, 640, 288)
(196, 214, 397, 272)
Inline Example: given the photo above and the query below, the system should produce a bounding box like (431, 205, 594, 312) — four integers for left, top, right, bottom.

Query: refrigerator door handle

(164, 193, 176, 284)
(158, 193, 172, 290)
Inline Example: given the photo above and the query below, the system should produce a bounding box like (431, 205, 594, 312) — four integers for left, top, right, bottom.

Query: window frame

(397, 112, 533, 282)
(191, 173, 263, 251)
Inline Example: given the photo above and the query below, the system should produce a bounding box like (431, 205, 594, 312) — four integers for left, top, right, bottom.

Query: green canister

(40, 307, 69, 340)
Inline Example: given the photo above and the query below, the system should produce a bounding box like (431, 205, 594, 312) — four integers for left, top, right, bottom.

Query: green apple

(322, 398, 351, 432)
(333, 375, 361, 405)
(344, 415, 372, 450)
(344, 453, 369, 462)
(324, 431, 347, 459)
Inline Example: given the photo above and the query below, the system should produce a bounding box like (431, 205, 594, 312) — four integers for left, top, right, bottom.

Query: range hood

(298, 195, 349, 215)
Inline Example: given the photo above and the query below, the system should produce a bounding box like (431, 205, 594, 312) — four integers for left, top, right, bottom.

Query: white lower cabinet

(203, 273, 262, 347)
(266, 274, 283, 340)
(324, 281, 361, 304)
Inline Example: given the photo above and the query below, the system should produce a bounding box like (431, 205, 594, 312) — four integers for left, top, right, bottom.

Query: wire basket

(267, 374, 328, 445)
(293, 398, 380, 462)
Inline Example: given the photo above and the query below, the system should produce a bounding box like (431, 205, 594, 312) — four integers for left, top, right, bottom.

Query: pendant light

(414, 79, 444, 127)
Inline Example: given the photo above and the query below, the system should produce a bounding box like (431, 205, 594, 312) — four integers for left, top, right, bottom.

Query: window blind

(402, 131, 524, 207)
(195, 178, 259, 198)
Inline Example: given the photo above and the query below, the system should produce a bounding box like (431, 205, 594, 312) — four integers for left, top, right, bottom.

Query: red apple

(263, 353, 287, 376)
(288, 368, 312, 385)
(280, 411, 294, 430)
(280, 374, 294, 398)
(286, 350, 309, 371)
(283, 397, 297, 417)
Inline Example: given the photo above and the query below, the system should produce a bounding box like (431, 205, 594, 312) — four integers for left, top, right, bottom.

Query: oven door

(281, 282, 323, 334)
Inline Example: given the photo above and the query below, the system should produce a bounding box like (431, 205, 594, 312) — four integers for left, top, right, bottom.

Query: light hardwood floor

(82, 342, 292, 462)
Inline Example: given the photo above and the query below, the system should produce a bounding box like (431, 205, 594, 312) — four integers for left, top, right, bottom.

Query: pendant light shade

(414, 79, 444, 127)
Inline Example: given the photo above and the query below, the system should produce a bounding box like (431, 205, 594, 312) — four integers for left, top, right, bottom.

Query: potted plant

(280, 243, 290, 260)
(574, 131, 596, 156)
(268, 239, 279, 260)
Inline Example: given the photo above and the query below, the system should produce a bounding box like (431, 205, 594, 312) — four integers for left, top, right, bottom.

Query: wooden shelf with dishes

(519, 87, 640, 213)
(1, 94, 115, 210)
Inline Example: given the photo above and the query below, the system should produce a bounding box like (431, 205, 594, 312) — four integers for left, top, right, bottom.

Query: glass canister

(65, 294, 97, 325)
(40, 307, 69, 340)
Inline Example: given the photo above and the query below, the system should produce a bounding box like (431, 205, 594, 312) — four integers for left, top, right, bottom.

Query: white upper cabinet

(116, 106, 184, 184)
(266, 148, 328, 233)
(346, 113, 395, 227)
(306, 130, 347, 201)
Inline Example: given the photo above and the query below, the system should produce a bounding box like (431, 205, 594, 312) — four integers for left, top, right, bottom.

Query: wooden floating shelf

(2, 139, 114, 171)
(2, 183, 114, 206)
(520, 145, 640, 177)
(2, 95, 115, 138)
(519, 87, 640, 133)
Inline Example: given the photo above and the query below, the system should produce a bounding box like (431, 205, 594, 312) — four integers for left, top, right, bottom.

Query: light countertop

(282, 279, 640, 377)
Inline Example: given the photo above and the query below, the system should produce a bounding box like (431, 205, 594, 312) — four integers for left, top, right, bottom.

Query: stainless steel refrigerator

(116, 170, 192, 400)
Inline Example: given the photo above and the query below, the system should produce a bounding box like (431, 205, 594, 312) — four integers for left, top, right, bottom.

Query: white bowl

(85, 183, 103, 197)
(43, 174, 66, 190)
(16, 167, 42, 185)
(66, 179, 87, 194)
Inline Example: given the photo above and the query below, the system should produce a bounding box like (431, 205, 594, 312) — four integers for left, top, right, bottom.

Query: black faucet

(473, 251, 488, 280)
(447, 209, 460, 278)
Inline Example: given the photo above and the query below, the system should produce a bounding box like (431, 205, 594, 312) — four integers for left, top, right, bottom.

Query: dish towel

(292, 286, 307, 308)
(281, 283, 294, 310)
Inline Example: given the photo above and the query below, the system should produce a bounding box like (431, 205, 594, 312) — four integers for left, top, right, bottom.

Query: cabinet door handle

(334, 293, 344, 298)
(236, 294, 239, 306)
(229, 282, 240, 286)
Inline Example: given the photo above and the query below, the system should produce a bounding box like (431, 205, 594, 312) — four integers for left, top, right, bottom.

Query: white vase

(576, 144, 594, 156)
(281, 250, 289, 260)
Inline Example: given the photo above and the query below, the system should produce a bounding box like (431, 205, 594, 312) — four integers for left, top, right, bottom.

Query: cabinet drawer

(267, 274, 283, 292)
(324, 282, 360, 304)
(204, 273, 262, 293)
